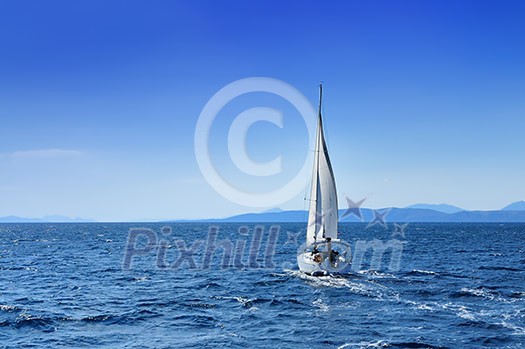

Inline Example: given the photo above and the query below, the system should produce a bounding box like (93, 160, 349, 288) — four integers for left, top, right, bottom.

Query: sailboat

(297, 84, 350, 276)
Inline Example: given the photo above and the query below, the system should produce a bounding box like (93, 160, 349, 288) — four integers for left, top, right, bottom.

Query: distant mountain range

(502, 200, 525, 211)
(176, 201, 525, 223)
(1, 201, 525, 223)
(405, 203, 464, 214)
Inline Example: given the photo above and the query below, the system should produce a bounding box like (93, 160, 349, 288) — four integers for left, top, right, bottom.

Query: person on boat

(326, 237, 340, 264)
(330, 249, 340, 264)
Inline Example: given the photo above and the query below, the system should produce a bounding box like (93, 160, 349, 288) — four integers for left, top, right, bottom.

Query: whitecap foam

(0, 304, 19, 312)
(459, 287, 494, 300)
(403, 299, 436, 312)
(358, 270, 397, 279)
(285, 269, 398, 299)
(440, 302, 477, 321)
(312, 298, 329, 312)
(338, 340, 389, 348)
(134, 276, 150, 282)
(411, 269, 437, 275)
(500, 321, 525, 335)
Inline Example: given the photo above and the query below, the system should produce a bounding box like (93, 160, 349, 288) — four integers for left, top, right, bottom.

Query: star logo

(367, 208, 391, 229)
(392, 223, 408, 239)
(308, 209, 331, 232)
(342, 196, 367, 221)
(286, 232, 300, 245)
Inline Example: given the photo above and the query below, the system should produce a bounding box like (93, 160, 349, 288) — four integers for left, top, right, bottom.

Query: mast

(318, 84, 323, 119)
(314, 84, 322, 243)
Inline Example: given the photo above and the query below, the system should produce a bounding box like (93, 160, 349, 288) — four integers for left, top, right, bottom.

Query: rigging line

(313, 83, 323, 244)
(305, 84, 322, 210)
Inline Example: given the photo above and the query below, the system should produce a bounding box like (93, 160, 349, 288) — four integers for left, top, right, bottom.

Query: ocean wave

(410, 289, 441, 297)
(211, 295, 259, 309)
(338, 340, 447, 348)
(478, 265, 522, 272)
(407, 269, 438, 276)
(16, 319, 56, 332)
(203, 281, 223, 289)
(133, 276, 150, 282)
(358, 269, 397, 279)
(389, 342, 447, 348)
(186, 302, 216, 309)
(439, 303, 477, 321)
(172, 314, 217, 326)
(509, 291, 525, 299)
(449, 287, 520, 304)
(80, 314, 119, 323)
(312, 298, 329, 312)
(451, 287, 496, 300)
(0, 304, 21, 312)
(500, 321, 525, 335)
(286, 269, 398, 299)
(0, 309, 160, 330)
(403, 299, 436, 312)
(456, 319, 504, 330)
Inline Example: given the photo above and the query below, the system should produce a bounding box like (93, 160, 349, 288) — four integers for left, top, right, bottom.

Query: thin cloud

(1, 149, 83, 159)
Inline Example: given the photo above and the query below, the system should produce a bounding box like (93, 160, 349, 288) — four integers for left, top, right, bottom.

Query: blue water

(1, 223, 524, 348)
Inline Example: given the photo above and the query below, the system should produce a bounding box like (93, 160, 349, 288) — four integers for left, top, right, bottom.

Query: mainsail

(306, 84, 338, 246)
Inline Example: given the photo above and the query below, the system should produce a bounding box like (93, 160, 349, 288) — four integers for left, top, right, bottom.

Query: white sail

(306, 85, 338, 246)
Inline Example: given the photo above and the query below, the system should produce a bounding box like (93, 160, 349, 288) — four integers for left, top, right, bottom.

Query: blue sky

(1, 0, 524, 221)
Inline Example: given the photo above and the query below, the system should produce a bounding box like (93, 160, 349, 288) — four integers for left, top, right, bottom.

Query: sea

(1, 222, 524, 348)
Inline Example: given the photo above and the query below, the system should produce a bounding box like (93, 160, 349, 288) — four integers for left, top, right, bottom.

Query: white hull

(297, 240, 351, 276)
(297, 251, 330, 276)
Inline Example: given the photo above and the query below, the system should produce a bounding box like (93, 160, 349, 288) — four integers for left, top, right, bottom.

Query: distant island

(174, 201, 525, 223)
(2, 201, 525, 223)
